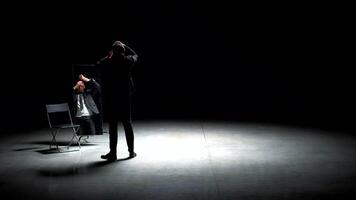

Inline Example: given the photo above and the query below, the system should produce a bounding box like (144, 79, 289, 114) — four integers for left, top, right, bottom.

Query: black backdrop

(0, 1, 355, 134)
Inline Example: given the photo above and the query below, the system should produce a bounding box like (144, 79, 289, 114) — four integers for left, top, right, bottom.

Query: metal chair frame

(45, 103, 82, 151)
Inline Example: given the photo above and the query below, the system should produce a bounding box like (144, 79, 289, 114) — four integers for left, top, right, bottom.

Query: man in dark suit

(98, 40, 138, 161)
(73, 74, 101, 135)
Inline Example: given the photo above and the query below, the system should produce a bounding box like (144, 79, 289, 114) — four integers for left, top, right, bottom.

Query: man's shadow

(37, 157, 132, 177)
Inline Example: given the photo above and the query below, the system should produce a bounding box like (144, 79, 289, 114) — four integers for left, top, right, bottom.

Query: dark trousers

(109, 118, 134, 154)
(76, 116, 95, 135)
(107, 93, 134, 154)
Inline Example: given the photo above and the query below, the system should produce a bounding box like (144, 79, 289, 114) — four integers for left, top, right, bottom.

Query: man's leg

(87, 116, 96, 135)
(109, 118, 118, 155)
(123, 95, 136, 158)
(92, 114, 103, 135)
(123, 120, 135, 156)
(76, 116, 95, 135)
(101, 118, 118, 161)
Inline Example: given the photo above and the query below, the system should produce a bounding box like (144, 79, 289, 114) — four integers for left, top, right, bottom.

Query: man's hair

(112, 41, 125, 53)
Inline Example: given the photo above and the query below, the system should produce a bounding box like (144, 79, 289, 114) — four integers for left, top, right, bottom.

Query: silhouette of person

(97, 40, 138, 161)
(73, 74, 101, 135)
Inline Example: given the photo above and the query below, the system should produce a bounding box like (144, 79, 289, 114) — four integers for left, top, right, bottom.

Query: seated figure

(73, 74, 101, 135)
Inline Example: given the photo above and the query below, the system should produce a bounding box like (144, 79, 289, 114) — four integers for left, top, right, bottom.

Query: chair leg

(78, 136, 82, 148)
(50, 129, 60, 151)
(76, 127, 81, 150)
(68, 134, 79, 149)
(68, 127, 81, 150)
(50, 130, 53, 149)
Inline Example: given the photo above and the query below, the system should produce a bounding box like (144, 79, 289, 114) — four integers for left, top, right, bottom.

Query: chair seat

(52, 124, 80, 129)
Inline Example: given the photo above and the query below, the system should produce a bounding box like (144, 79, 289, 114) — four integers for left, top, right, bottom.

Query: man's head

(112, 40, 125, 54)
(73, 80, 85, 93)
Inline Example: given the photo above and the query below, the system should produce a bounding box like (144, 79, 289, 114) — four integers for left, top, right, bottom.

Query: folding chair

(45, 103, 81, 151)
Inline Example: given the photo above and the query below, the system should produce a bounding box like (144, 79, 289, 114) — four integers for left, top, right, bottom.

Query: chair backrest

(46, 103, 70, 113)
(45, 103, 74, 128)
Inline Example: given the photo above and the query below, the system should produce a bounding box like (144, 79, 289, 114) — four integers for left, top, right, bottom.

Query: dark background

(0, 1, 355, 134)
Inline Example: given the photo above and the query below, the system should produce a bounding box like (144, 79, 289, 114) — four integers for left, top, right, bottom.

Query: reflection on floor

(1, 120, 356, 200)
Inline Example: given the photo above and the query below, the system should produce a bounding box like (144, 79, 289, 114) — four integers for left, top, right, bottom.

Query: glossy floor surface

(1, 120, 356, 199)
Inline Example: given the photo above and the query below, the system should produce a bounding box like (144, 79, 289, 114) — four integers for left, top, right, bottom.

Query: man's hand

(79, 74, 90, 82)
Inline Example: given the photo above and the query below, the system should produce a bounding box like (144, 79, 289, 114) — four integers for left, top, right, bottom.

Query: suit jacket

(73, 79, 101, 116)
(98, 44, 138, 119)
(98, 44, 138, 96)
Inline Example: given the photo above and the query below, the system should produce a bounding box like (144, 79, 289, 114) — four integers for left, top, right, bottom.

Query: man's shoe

(101, 153, 117, 161)
(129, 152, 137, 158)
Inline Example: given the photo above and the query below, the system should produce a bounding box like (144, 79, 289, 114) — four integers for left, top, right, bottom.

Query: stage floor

(1, 120, 356, 200)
